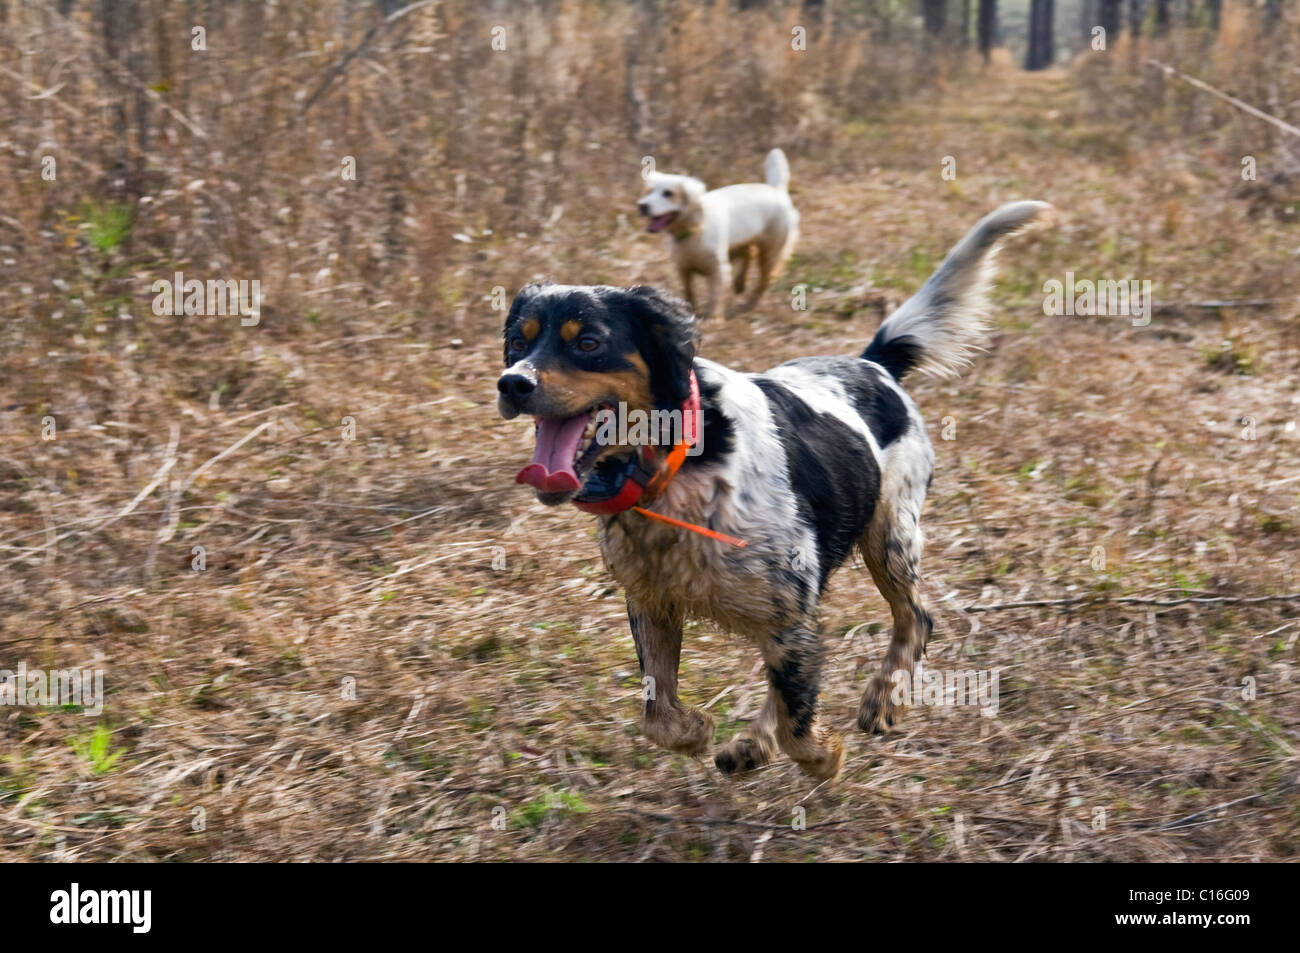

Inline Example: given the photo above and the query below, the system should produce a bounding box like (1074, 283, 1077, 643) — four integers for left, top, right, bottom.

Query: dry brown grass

(1, 3, 1298, 861)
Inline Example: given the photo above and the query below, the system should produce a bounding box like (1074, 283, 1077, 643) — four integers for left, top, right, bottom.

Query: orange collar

(571, 371, 745, 548)
(641, 424, 694, 501)
(634, 377, 745, 548)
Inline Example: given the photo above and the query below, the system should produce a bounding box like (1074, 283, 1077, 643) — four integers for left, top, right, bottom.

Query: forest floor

(3, 57, 1298, 861)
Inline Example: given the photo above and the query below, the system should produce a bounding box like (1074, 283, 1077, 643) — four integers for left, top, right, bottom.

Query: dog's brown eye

(577, 337, 601, 352)
(509, 337, 525, 352)
(661, 189, 672, 197)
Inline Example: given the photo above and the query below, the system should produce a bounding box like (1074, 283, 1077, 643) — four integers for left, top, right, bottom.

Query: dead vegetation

(0, 1, 1297, 861)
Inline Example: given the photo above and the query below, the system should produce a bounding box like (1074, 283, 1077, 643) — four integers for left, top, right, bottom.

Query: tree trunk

(1154, 0, 1170, 35)
(1025, 0, 1054, 70)
(1128, 0, 1144, 37)
(1205, 0, 1221, 33)
(1099, 0, 1122, 39)
(922, 0, 947, 37)
(977, 0, 996, 63)
(98, 0, 130, 196)
(961, 0, 971, 48)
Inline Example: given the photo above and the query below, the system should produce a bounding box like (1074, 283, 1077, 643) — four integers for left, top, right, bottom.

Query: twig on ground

(1140, 793, 1270, 832)
(296, 0, 439, 118)
(621, 807, 860, 832)
(3, 427, 180, 568)
(1148, 59, 1300, 138)
(1152, 298, 1279, 312)
(156, 420, 273, 546)
(963, 591, 1300, 613)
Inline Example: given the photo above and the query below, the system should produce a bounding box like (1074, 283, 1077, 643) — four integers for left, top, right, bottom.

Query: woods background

(1, 1, 1297, 862)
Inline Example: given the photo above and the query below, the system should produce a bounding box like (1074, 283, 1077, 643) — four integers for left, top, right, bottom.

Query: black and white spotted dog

(498, 201, 1049, 779)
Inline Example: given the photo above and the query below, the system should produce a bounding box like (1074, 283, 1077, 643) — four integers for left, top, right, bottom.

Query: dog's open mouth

(645, 211, 678, 234)
(515, 406, 614, 503)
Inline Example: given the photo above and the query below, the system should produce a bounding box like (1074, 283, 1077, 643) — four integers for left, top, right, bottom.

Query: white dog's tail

(765, 148, 790, 191)
(862, 201, 1051, 380)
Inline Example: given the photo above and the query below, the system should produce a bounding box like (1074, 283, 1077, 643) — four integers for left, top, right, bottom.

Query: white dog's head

(637, 173, 706, 234)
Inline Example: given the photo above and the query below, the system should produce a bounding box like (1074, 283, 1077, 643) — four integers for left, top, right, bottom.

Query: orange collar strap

(631, 505, 747, 548)
(636, 375, 746, 548)
(571, 371, 746, 548)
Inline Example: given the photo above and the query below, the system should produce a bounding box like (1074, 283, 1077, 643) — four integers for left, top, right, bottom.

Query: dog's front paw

(857, 674, 907, 734)
(644, 705, 714, 757)
(676, 706, 715, 756)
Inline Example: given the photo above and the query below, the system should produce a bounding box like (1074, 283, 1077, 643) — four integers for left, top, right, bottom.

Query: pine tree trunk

(1025, 0, 1054, 71)
(1099, 0, 1122, 39)
(923, 0, 948, 37)
(1206, 0, 1221, 33)
(977, 0, 996, 63)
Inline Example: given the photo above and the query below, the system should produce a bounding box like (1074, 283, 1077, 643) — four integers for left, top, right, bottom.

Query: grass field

(2, 22, 1298, 860)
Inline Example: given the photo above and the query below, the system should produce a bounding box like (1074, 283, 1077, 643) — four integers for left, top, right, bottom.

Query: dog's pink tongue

(515, 414, 586, 494)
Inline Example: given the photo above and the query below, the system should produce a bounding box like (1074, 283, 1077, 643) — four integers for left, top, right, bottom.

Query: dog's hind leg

(745, 227, 791, 310)
(761, 623, 844, 780)
(731, 246, 752, 294)
(744, 241, 775, 311)
(628, 602, 714, 756)
(857, 493, 934, 734)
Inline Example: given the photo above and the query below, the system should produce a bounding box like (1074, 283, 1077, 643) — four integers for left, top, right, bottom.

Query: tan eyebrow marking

(623, 352, 649, 378)
(521, 318, 540, 341)
(560, 320, 583, 342)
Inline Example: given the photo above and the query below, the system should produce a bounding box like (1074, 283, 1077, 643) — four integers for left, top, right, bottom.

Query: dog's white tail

(862, 201, 1051, 380)
(765, 148, 791, 191)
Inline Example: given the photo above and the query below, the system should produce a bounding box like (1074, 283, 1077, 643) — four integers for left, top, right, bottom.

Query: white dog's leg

(706, 258, 730, 321)
(746, 240, 776, 310)
(678, 268, 697, 314)
(730, 247, 751, 294)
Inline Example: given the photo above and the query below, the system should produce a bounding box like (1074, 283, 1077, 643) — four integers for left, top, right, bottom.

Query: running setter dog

(498, 201, 1049, 779)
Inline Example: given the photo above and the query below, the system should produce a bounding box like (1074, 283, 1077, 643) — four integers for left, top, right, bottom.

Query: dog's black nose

(637, 202, 649, 215)
(498, 373, 536, 404)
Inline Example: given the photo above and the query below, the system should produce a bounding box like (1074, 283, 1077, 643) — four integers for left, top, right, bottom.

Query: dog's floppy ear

(616, 286, 698, 410)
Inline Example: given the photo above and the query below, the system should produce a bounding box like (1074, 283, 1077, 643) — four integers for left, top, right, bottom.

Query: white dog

(637, 148, 799, 320)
